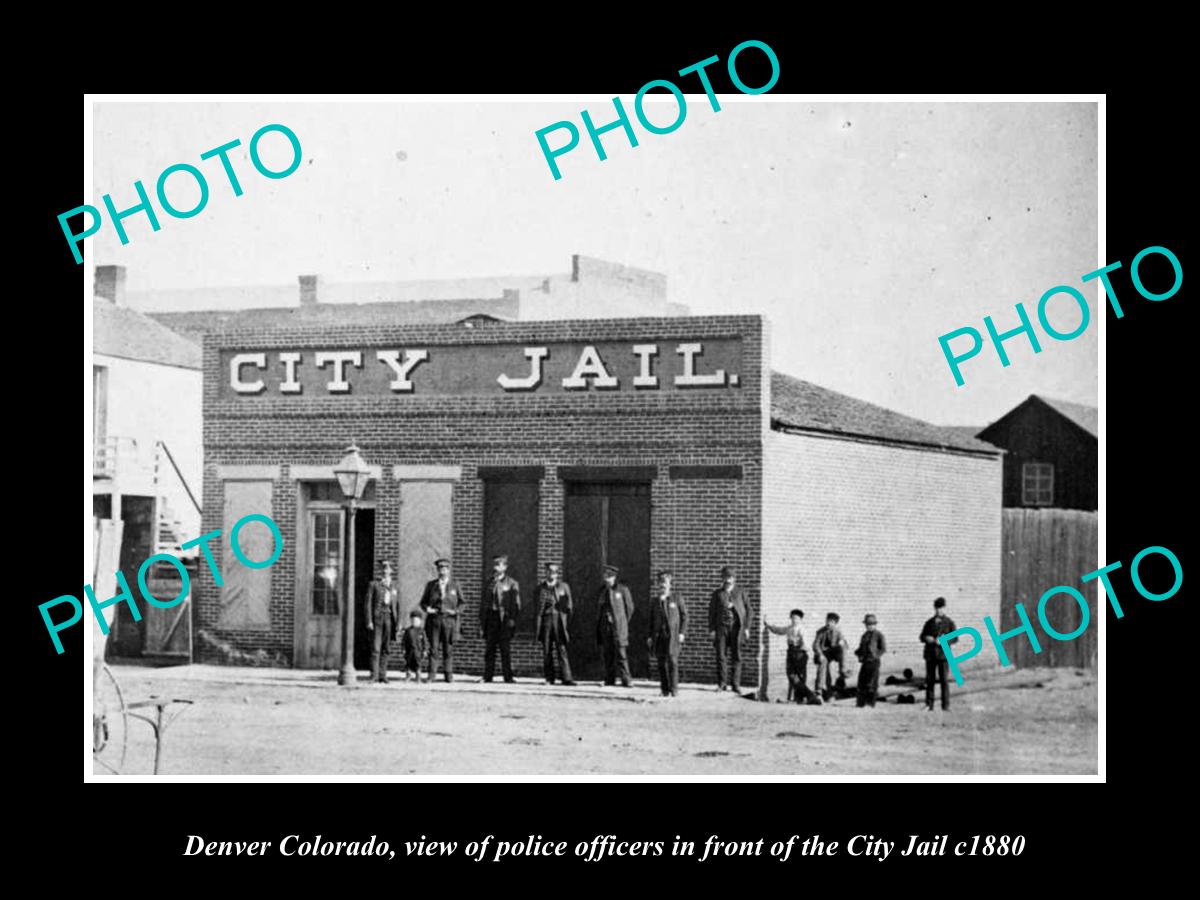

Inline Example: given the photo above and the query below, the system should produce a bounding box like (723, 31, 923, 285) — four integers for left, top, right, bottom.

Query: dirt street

(96, 664, 1097, 776)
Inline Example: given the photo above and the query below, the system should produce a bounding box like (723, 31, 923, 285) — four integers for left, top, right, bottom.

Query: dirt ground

(95, 664, 1097, 776)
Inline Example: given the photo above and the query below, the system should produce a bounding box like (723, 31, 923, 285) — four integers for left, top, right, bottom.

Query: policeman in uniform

(647, 570, 687, 697)
(364, 560, 398, 683)
(419, 557, 463, 683)
(708, 566, 750, 692)
(481, 554, 521, 683)
(919, 596, 959, 711)
(535, 563, 575, 685)
(595, 564, 635, 687)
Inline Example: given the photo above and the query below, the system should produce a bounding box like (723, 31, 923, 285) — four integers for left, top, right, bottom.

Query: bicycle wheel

(93, 664, 128, 774)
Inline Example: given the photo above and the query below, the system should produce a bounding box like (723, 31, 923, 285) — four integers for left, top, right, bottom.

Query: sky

(92, 99, 1098, 426)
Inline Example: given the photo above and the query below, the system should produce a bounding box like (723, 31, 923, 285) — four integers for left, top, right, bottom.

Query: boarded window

(1022, 462, 1054, 506)
(398, 481, 454, 618)
(218, 480, 274, 630)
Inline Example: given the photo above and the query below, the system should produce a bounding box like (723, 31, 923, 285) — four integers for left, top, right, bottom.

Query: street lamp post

(334, 443, 372, 687)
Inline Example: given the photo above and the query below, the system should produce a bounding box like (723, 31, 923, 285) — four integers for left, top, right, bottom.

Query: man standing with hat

(595, 564, 635, 687)
(919, 597, 959, 711)
(765, 608, 814, 704)
(647, 571, 687, 697)
(364, 560, 398, 684)
(419, 557, 464, 683)
(812, 612, 850, 701)
(708, 565, 750, 692)
(481, 554, 521, 683)
(535, 563, 575, 686)
(855, 614, 887, 708)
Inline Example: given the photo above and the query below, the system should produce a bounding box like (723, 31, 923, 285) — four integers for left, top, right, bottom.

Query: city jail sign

(221, 339, 744, 398)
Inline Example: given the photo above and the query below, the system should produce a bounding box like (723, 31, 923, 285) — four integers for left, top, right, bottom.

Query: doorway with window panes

(294, 481, 377, 669)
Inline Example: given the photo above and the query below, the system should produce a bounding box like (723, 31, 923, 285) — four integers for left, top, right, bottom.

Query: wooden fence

(1000, 508, 1098, 669)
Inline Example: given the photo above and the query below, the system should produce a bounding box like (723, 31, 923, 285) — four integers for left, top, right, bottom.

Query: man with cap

(481, 554, 521, 683)
(364, 560, 398, 684)
(708, 566, 750, 692)
(812, 612, 850, 701)
(765, 608, 815, 704)
(647, 571, 687, 697)
(419, 558, 464, 683)
(535, 563, 575, 685)
(595, 564, 635, 687)
(855, 614, 887, 708)
(919, 597, 959, 711)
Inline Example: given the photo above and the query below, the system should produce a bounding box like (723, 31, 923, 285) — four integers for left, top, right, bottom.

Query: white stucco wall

(94, 352, 202, 534)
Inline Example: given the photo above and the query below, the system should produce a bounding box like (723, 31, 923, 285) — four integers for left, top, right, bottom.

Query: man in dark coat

(595, 564, 635, 687)
(855, 614, 887, 708)
(481, 554, 521, 683)
(535, 563, 575, 685)
(419, 557, 464, 683)
(646, 571, 687, 697)
(708, 565, 750, 692)
(364, 560, 398, 683)
(919, 596, 959, 711)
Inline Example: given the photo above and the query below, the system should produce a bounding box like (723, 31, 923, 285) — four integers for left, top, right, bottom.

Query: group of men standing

(762, 598, 961, 710)
(362, 557, 753, 697)
(364, 557, 961, 709)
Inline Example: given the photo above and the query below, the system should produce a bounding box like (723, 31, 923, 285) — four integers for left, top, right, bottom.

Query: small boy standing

(855, 614, 887, 708)
(812, 612, 850, 701)
(765, 609, 816, 704)
(401, 610, 428, 682)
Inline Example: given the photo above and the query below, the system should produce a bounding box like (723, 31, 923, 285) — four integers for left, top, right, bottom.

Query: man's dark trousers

(656, 643, 679, 696)
(602, 636, 631, 686)
(426, 616, 454, 682)
(714, 625, 742, 689)
(926, 658, 950, 709)
(787, 648, 809, 703)
(370, 620, 391, 682)
(543, 631, 572, 683)
(483, 612, 514, 682)
(857, 660, 880, 707)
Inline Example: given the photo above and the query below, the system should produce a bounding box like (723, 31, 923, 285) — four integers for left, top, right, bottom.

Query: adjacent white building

(93, 266, 203, 658)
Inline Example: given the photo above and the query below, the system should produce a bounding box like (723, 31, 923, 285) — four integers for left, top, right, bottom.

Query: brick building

(197, 313, 1002, 697)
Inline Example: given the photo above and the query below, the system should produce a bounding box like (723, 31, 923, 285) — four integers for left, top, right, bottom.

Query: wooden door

(563, 482, 652, 680)
(296, 508, 344, 668)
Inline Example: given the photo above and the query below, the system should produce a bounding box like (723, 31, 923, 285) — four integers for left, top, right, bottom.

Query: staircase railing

(93, 435, 143, 479)
(155, 440, 202, 516)
(152, 440, 203, 559)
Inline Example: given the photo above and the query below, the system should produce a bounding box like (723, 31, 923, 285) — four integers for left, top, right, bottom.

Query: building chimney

(299, 274, 322, 306)
(95, 265, 127, 305)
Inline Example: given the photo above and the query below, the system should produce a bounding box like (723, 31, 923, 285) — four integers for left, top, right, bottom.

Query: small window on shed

(1022, 462, 1054, 506)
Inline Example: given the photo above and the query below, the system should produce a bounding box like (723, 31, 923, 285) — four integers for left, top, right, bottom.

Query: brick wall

(199, 315, 765, 682)
(761, 431, 1002, 699)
